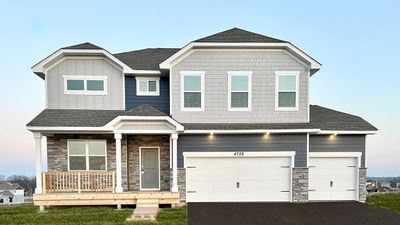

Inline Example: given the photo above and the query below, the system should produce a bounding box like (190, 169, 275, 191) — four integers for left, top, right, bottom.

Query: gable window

(181, 71, 204, 111)
(64, 75, 107, 95)
(68, 140, 107, 171)
(228, 72, 252, 111)
(275, 71, 299, 110)
(136, 77, 160, 96)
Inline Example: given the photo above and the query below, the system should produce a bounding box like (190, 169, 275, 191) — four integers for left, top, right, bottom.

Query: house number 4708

(234, 152, 244, 156)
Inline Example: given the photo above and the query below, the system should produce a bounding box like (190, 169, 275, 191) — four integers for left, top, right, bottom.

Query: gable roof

(0, 190, 14, 197)
(114, 48, 180, 71)
(61, 42, 103, 50)
(195, 28, 288, 43)
(0, 182, 24, 191)
(27, 105, 377, 133)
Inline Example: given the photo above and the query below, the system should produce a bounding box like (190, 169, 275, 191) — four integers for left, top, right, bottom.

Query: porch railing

(42, 171, 115, 194)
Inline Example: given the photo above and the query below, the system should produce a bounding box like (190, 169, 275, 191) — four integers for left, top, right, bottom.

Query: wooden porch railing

(42, 171, 115, 194)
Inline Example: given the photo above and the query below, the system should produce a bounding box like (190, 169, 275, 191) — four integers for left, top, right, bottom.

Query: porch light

(263, 132, 270, 139)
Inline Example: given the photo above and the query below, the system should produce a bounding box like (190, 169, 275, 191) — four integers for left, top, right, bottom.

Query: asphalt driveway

(188, 202, 400, 225)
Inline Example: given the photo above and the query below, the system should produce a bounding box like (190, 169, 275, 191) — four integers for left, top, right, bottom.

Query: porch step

(136, 198, 159, 208)
(127, 207, 159, 221)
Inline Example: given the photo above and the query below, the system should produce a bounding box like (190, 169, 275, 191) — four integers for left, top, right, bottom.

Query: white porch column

(171, 133, 179, 192)
(33, 132, 42, 194)
(114, 133, 123, 193)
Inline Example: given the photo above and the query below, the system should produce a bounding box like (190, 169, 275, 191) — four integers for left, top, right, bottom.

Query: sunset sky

(0, 1, 398, 177)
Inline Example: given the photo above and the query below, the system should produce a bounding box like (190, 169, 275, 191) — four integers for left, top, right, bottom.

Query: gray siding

(178, 134, 307, 167)
(125, 76, 170, 113)
(171, 50, 309, 123)
(46, 58, 124, 110)
(309, 135, 366, 167)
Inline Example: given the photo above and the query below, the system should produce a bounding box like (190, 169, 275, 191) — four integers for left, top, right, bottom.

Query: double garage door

(185, 153, 293, 202)
(185, 152, 360, 202)
(309, 156, 359, 201)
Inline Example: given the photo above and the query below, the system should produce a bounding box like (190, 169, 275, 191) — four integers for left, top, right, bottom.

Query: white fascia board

(32, 49, 161, 75)
(309, 152, 362, 158)
(159, 42, 321, 70)
(184, 129, 320, 134)
(317, 130, 377, 135)
(183, 151, 296, 158)
(26, 126, 112, 132)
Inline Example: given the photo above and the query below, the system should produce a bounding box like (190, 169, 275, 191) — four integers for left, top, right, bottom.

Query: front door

(140, 147, 160, 190)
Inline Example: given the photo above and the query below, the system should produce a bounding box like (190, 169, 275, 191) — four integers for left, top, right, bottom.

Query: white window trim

(180, 71, 205, 111)
(228, 71, 252, 111)
(63, 75, 107, 95)
(275, 71, 299, 111)
(67, 139, 108, 171)
(135, 76, 160, 96)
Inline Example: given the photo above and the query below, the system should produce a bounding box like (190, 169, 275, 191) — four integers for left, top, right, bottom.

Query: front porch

(30, 114, 184, 211)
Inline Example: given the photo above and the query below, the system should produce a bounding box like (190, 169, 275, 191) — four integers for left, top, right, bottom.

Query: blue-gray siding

(309, 135, 366, 167)
(177, 134, 307, 168)
(125, 76, 170, 113)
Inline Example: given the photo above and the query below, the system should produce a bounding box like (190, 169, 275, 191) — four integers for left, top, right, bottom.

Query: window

(181, 71, 204, 111)
(228, 72, 252, 111)
(64, 75, 107, 95)
(275, 71, 299, 110)
(136, 77, 160, 96)
(68, 140, 107, 171)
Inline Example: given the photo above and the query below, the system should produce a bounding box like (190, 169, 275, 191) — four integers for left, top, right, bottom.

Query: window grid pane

(88, 141, 106, 156)
(69, 141, 86, 155)
(139, 80, 147, 92)
(279, 75, 296, 91)
(67, 80, 84, 91)
(87, 80, 104, 91)
(231, 76, 249, 91)
(231, 92, 248, 108)
(69, 156, 86, 170)
(148, 81, 157, 92)
(278, 92, 296, 107)
(184, 92, 201, 107)
(184, 76, 201, 91)
(89, 156, 106, 170)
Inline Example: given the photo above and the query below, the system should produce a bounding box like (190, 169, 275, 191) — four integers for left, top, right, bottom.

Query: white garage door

(185, 153, 293, 202)
(309, 157, 358, 201)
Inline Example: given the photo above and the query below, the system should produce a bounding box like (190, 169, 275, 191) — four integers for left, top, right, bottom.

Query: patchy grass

(367, 193, 400, 213)
(0, 205, 187, 225)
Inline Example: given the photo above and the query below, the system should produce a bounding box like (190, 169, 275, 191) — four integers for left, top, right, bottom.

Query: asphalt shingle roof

(113, 48, 180, 71)
(27, 105, 167, 127)
(195, 28, 287, 43)
(0, 190, 14, 197)
(27, 105, 376, 131)
(0, 182, 23, 191)
(61, 42, 103, 50)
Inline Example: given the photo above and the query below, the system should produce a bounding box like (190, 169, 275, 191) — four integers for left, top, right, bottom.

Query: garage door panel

(186, 156, 292, 202)
(309, 157, 358, 201)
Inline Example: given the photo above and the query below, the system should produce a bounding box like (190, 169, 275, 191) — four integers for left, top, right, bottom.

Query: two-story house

(27, 28, 377, 212)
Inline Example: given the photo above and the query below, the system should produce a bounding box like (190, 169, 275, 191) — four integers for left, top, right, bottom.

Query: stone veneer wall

(292, 167, 309, 202)
(127, 135, 170, 191)
(359, 168, 367, 202)
(46, 134, 129, 191)
(171, 168, 186, 203)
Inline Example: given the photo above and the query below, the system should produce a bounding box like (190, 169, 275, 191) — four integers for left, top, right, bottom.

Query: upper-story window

(181, 71, 204, 111)
(136, 77, 160, 96)
(275, 71, 299, 111)
(68, 140, 107, 171)
(64, 75, 107, 95)
(228, 71, 252, 111)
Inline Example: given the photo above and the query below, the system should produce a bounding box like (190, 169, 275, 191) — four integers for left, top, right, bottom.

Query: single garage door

(309, 156, 358, 201)
(185, 153, 293, 202)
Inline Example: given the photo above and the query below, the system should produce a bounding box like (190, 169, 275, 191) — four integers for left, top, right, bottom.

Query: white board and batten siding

(46, 58, 124, 110)
(184, 152, 295, 203)
(308, 153, 361, 201)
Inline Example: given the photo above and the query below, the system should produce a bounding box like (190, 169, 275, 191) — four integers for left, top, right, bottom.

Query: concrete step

(127, 207, 159, 221)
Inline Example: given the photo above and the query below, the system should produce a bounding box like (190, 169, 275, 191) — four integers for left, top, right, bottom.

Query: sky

(0, 1, 399, 177)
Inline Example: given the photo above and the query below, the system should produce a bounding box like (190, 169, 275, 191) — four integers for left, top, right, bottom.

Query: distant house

(0, 182, 25, 204)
